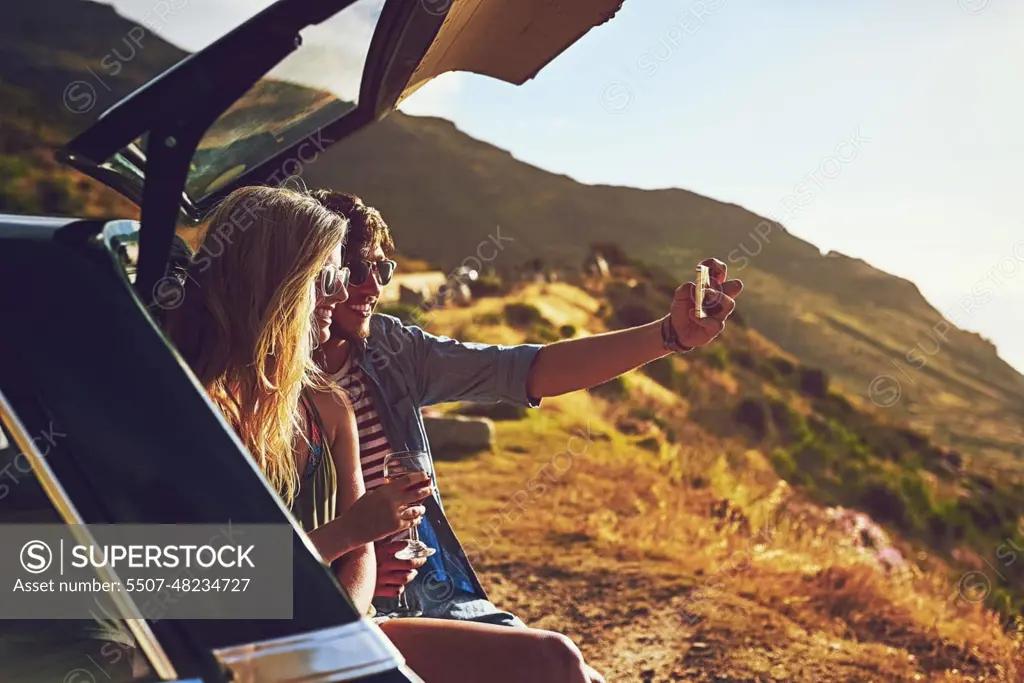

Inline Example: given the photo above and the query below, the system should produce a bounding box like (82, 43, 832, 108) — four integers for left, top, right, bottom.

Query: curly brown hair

(308, 189, 395, 259)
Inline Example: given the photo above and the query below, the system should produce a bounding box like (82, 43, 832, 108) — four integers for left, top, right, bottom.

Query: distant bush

(378, 303, 426, 327)
(818, 392, 853, 416)
(898, 472, 934, 533)
(454, 402, 528, 421)
(798, 367, 830, 398)
(929, 498, 973, 541)
(766, 398, 813, 443)
(590, 375, 628, 400)
(37, 177, 81, 215)
(0, 154, 39, 213)
(897, 427, 930, 451)
(558, 324, 576, 338)
(0, 154, 30, 181)
(641, 357, 675, 390)
(702, 344, 729, 370)
(792, 440, 831, 471)
(769, 357, 796, 378)
(614, 302, 660, 329)
(469, 273, 504, 298)
(473, 311, 504, 326)
(858, 482, 908, 527)
(588, 241, 631, 267)
(504, 302, 545, 328)
(637, 436, 660, 452)
(735, 398, 769, 439)
(731, 349, 756, 370)
(770, 447, 799, 482)
(526, 324, 561, 344)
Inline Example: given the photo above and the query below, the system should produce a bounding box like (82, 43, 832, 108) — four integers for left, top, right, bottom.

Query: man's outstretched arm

(526, 258, 743, 399)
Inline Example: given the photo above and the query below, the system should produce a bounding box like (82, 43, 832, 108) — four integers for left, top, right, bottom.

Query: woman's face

(314, 244, 349, 344)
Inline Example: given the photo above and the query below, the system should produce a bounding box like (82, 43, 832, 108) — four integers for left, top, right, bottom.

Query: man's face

(331, 245, 388, 341)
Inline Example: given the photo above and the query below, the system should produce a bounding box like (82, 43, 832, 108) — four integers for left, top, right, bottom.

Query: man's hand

(670, 257, 744, 348)
(374, 541, 427, 597)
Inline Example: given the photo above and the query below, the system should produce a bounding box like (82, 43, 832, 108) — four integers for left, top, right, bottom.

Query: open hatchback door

(58, 0, 626, 304)
(0, 0, 624, 681)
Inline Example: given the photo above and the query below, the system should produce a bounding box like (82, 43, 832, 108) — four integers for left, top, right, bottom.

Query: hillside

(303, 113, 1024, 483)
(410, 276, 1023, 681)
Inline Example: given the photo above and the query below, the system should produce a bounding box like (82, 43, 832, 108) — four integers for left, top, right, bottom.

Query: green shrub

(614, 302, 660, 329)
(590, 375, 628, 400)
(818, 392, 854, 416)
(754, 360, 780, 384)
(558, 324, 577, 338)
(735, 398, 769, 439)
(898, 472, 934, 532)
(637, 436, 660, 452)
(37, 177, 81, 215)
(731, 349, 756, 370)
(770, 448, 798, 481)
(0, 154, 30, 182)
(792, 440, 833, 471)
(672, 372, 693, 396)
(504, 302, 545, 328)
(588, 241, 631, 267)
(767, 398, 812, 443)
(798, 367, 830, 398)
(641, 357, 676, 390)
(469, 273, 504, 298)
(0, 155, 39, 214)
(929, 498, 973, 541)
(378, 303, 426, 327)
(702, 344, 729, 370)
(858, 481, 908, 527)
(770, 357, 796, 377)
(454, 402, 528, 421)
(473, 312, 504, 326)
(529, 324, 561, 343)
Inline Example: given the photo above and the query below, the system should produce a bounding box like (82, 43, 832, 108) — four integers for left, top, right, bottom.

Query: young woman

(164, 185, 602, 683)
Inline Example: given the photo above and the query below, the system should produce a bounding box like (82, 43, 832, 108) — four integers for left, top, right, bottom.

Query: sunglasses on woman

(317, 263, 350, 298)
(347, 258, 397, 287)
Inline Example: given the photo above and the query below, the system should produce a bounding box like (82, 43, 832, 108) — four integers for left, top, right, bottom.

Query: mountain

(303, 113, 1024, 478)
(3, 0, 1024, 478)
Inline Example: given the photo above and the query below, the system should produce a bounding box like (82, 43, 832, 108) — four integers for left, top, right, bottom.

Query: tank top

(291, 393, 336, 532)
(290, 392, 378, 619)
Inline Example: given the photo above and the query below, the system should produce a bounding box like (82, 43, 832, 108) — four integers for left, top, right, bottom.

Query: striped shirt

(333, 356, 391, 491)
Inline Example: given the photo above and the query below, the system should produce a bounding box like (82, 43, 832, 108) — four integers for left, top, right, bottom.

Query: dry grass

(427, 286, 1023, 682)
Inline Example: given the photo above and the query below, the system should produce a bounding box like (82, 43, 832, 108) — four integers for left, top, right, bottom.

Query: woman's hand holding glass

(341, 472, 433, 547)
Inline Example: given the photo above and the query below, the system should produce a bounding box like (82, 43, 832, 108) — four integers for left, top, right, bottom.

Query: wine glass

(381, 450, 436, 618)
(384, 450, 437, 561)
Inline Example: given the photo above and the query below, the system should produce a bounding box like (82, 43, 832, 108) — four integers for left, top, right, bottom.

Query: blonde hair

(164, 185, 348, 505)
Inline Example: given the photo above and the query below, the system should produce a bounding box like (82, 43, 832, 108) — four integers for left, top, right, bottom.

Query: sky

(106, 0, 1024, 374)
(396, 0, 1024, 375)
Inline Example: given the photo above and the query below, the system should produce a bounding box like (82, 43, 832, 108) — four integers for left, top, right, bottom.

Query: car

(0, 0, 625, 680)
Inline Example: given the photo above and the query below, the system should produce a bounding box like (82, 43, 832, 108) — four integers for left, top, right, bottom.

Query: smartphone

(695, 264, 710, 319)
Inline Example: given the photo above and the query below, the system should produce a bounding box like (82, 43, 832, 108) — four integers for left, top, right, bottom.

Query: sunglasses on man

(346, 258, 397, 287)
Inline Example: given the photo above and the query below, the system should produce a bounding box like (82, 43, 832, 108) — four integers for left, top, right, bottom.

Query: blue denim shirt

(353, 314, 542, 623)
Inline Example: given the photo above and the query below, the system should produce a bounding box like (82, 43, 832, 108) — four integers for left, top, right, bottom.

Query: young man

(309, 189, 743, 627)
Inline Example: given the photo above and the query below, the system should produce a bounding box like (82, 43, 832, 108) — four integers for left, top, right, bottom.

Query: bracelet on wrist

(661, 316, 693, 354)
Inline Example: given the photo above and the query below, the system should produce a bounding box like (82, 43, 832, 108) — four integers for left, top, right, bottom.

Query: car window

(184, 0, 382, 200)
(0, 421, 158, 683)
